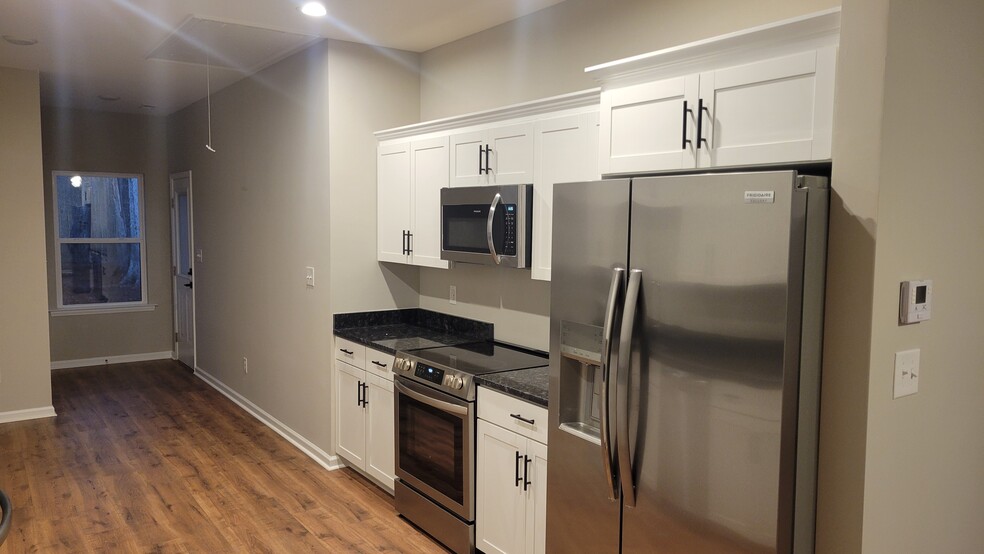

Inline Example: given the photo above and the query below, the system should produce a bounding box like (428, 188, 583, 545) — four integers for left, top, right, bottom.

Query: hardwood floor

(0, 360, 446, 553)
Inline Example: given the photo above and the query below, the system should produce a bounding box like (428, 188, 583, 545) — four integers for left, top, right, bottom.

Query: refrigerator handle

(599, 266, 624, 501)
(486, 192, 502, 265)
(616, 268, 643, 507)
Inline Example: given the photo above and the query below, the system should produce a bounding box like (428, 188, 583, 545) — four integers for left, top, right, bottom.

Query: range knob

(450, 376, 464, 390)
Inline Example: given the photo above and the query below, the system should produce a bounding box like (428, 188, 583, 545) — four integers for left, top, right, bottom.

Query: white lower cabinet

(334, 342, 396, 492)
(477, 388, 548, 554)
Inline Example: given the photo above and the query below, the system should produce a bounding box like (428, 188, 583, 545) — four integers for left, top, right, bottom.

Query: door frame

(169, 170, 196, 369)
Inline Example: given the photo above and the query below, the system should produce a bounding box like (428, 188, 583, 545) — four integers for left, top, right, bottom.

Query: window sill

(50, 304, 158, 317)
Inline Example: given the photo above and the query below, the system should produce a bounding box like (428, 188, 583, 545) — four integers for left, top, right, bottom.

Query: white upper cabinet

(599, 75, 699, 174)
(451, 123, 534, 187)
(376, 137, 450, 269)
(377, 142, 412, 264)
(696, 48, 836, 167)
(532, 111, 599, 281)
(410, 137, 450, 269)
(591, 8, 840, 175)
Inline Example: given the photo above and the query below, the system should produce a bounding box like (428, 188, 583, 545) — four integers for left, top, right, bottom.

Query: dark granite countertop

(476, 365, 550, 408)
(334, 309, 493, 355)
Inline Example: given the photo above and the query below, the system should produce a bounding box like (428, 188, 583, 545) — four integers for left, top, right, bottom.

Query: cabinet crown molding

(586, 7, 840, 87)
(375, 88, 600, 141)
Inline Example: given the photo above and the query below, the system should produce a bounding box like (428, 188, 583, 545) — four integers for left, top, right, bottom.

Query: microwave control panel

(503, 204, 517, 255)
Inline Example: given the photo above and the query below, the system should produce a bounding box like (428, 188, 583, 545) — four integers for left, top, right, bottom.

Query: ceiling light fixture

(140, 104, 156, 110)
(300, 2, 327, 17)
(2, 35, 38, 46)
(98, 95, 121, 102)
(70, 175, 82, 188)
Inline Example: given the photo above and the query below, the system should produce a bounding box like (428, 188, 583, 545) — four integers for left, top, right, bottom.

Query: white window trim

(50, 170, 150, 312)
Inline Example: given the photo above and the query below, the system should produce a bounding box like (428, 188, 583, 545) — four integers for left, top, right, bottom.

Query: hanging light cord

(206, 55, 216, 153)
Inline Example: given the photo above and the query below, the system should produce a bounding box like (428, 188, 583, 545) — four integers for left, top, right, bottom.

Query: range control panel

(393, 355, 469, 399)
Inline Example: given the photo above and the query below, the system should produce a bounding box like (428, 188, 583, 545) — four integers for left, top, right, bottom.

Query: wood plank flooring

(0, 360, 446, 553)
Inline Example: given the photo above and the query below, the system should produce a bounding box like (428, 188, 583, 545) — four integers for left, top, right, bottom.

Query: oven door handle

(395, 379, 469, 416)
(486, 192, 502, 265)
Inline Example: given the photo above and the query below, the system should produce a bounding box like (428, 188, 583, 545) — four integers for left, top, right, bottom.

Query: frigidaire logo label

(744, 191, 775, 204)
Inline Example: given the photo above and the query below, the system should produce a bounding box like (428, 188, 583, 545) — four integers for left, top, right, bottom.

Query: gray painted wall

(167, 40, 421, 456)
(0, 67, 52, 415)
(41, 108, 174, 362)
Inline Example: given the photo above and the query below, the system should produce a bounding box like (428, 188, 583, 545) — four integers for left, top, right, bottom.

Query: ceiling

(0, 0, 566, 115)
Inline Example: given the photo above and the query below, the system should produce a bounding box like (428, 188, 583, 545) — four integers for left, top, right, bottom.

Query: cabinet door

(410, 137, 450, 269)
(526, 440, 548, 554)
(377, 142, 412, 264)
(532, 112, 599, 281)
(335, 362, 366, 468)
(450, 130, 489, 187)
(488, 123, 534, 185)
(365, 374, 395, 491)
(600, 75, 699, 175)
(477, 420, 528, 554)
(697, 47, 836, 167)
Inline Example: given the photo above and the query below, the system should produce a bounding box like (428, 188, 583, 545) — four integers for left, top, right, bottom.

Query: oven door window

(398, 390, 466, 504)
(443, 204, 508, 255)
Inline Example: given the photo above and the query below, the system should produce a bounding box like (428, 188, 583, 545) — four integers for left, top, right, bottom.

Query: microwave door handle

(395, 379, 469, 416)
(600, 267, 624, 501)
(486, 192, 502, 265)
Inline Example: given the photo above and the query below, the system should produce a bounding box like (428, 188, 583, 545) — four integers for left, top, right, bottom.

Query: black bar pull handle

(484, 144, 491, 175)
(515, 451, 523, 487)
(523, 455, 532, 491)
(371, 360, 388, 368)
(340, 348, 354, 355)
(361, 382, 368, 407)
(478, 145, 485, 174)
(408, 232, 413, 255)
(696, 98, 709, 150)
(510, 413, 535, 426)
(356, 380, 362, 406)
(682, 100, 693, 150)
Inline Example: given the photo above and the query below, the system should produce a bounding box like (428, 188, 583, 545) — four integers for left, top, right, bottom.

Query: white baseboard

(50, 351, 174, 370)
(0, 405, 57, 424)
(194, 366, 344, 472)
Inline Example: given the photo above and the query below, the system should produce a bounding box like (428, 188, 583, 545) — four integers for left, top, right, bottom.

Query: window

(52, 172, 148, 310)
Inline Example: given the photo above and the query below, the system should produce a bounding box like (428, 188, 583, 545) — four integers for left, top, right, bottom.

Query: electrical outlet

(243, 356, 248, 375)
(449, 285, 457, 305)
(305, 266, 315, 288)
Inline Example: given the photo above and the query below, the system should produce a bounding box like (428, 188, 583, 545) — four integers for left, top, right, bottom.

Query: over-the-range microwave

(440, 184, 532, 268)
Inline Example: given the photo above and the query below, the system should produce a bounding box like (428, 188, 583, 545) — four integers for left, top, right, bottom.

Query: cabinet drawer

(478, 387, 549, 445)
(366, 347, 395, 381)
(334, 337, 365, 368)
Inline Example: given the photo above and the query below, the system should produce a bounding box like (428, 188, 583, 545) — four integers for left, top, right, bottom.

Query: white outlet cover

(893, 349, 920, 399)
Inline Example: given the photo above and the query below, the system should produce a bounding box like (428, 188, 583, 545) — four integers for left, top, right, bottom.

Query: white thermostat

(899, 279, 932, 324)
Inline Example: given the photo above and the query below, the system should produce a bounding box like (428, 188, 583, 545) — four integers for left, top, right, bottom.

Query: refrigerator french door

(546, 171, 828, 554)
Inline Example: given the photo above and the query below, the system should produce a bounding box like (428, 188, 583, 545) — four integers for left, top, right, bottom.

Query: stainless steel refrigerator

(546, 171, 827, 554)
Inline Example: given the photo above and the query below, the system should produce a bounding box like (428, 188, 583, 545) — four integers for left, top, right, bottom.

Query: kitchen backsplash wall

(418, 264, 550, 351)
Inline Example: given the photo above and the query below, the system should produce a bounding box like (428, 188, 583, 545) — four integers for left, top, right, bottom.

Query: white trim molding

(194, 366, 344, 472)
(50, 304, 158, 317)
(50, 351, 174, 370)
(0, 406, 57, 424)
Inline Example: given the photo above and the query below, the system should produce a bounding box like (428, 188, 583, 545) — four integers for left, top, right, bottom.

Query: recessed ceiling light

(300, 2, 327, 17)
(140, 104, 156, 110)
(98, 95, 121, 102)
(2, 35, 39, 46)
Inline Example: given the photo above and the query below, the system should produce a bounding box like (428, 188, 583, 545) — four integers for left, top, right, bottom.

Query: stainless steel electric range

(392, 342, 548, 554)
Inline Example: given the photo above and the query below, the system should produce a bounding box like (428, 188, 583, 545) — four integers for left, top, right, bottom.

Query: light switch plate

(305, 266, 315, 288)
(195, 249, 204, 263)
(893, 349, 920, 398)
